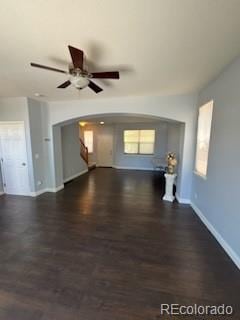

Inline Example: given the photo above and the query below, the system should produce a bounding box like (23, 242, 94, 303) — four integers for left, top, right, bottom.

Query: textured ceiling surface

(1, 0, 240, 101)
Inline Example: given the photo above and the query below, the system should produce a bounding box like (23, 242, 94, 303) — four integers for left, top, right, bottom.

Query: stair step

(88, 163, 96, 170)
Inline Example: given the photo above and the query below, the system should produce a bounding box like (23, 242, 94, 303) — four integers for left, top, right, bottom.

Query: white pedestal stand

(163, 173, 176, 202)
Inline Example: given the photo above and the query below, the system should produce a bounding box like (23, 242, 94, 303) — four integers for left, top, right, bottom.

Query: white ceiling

(1, 0, 240, 101)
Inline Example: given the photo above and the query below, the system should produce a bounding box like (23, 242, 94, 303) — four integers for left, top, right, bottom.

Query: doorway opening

(59, 114, 184, 195)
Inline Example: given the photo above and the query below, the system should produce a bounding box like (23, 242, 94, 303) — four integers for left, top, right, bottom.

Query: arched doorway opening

(50, 113, 187, 202)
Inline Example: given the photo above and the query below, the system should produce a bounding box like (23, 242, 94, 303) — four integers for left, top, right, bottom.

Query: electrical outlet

(194, 192, 198, 199)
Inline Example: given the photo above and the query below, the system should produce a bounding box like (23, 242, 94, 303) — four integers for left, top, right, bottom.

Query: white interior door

(97, 126, 114, 167)
(0, 122, 30, 195)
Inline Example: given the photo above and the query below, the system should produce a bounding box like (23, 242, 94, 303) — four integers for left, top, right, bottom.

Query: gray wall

(61, 123, 87, 182)
(167, 123, 184, 186)
(0, 99, 87, 192)
(167, 123, 181, 157)
(0, 168, 2, 193)
(191, 55, 240, 261)
(40, 101, 53, 189)
(0, 97, 52, 194)
(114, 122, 168, 169)
(28, 98, 47, 191)
(0, 97, 35, 193)
(1, 94, 197, 199)
(52, 125, 64, 188)
(81, 121, 177, 170)
(48, 94, 197, 200)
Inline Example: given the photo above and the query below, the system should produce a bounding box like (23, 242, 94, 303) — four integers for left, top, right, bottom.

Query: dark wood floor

(0, 168, 239, 320)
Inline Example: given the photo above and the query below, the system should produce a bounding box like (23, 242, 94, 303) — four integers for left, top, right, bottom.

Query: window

(124, 130, 155, 154)
(84, 130, 93, 153)
(195, 100, 213, 177)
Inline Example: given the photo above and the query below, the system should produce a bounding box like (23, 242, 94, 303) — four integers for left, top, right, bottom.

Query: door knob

(22, 162, 26, 166)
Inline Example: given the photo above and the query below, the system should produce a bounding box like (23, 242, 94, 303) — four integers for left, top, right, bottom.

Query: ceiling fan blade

(91, 71, 120, 79)
(30, 63, 67, 74)
(57, 80, 71, 88)
(88, 81, 103, 93)
(68, 45, 84, 69)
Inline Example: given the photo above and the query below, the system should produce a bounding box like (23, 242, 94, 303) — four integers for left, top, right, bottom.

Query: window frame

(83, 130, 94, 154)
(123, 129, 156, 155)
(194, 100, 214, 179)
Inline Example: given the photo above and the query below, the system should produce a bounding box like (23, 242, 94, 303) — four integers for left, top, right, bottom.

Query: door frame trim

(0, 121, 31, 196)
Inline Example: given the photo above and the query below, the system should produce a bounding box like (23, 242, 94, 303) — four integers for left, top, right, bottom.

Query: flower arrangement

(166, 152, 177, 174)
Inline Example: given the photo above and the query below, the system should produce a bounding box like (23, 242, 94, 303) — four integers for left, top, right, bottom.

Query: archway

(49, 111, 194, 202)
(46, 94, 196, 201)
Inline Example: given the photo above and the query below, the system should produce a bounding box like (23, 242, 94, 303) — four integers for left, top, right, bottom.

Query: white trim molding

(2, 183, 67, 198)
(63, 169, 88, 183)
(30, 189, 47, 197)
(30, 184, 65, 196)
(46, 185, 64, 193)
(113, 166, 155, 171)
(2, 186, 65, 198)
(191, 202, 240, 270)
(175, 193, 190, 204)
(28, 168, 89, 197)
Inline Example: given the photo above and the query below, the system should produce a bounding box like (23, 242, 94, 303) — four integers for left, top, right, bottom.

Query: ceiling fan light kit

(30, 45, 120, 94)
(70, 74, 90, 89)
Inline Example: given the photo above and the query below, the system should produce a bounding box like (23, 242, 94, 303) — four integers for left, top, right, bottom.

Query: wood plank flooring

(0, 168, 239, 319)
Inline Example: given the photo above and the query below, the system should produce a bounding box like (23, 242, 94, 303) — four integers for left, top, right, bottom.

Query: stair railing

(79, 138, 89, 165)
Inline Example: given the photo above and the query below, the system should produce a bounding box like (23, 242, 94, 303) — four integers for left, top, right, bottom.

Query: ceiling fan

(30, 45, 120, 93)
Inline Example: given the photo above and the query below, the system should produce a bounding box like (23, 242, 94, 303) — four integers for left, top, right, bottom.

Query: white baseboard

(0, 190, 43, 197)
(63, 169, 88, 183)
(30, 184, 65, 196)
(175, 193, 190, 204)
(30, 189, 48, 197)
(46, 185, 64, 193)
(4, 192, 37, 197)
(1, 184, 66, 198)
(113, 166, 155, 171)
(191, 201, 240, 270)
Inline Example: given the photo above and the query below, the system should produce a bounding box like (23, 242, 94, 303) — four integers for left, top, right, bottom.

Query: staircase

(79, 138, 96, 170)
(79, 138, 88, 165)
